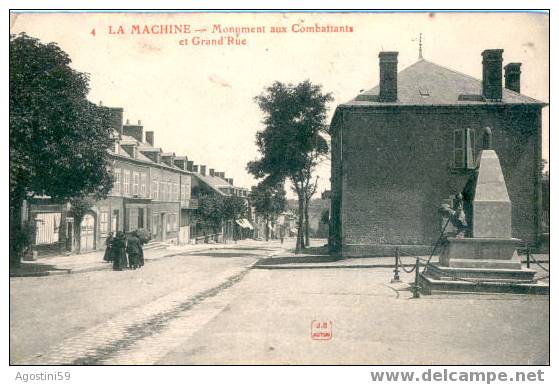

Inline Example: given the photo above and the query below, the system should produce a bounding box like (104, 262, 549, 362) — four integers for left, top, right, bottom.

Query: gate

(80, 213, 96, 252)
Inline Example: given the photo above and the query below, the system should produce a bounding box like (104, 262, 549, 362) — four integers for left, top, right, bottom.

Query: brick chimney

(123, 121, 144, 142)
(482, 49, 504, 101)
(174, 156, 187, 170)
(105, 107, 124, 137)
(161, 153, 175, 167)
(200, 165, 207, 176)
(186, 161, 194, 171)
(378, 51, 398, 102)
(504, 62, 522, 93)
(145, 131, 154, 146)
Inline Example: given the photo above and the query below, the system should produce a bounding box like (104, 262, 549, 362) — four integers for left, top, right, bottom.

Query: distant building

(27, 106, 247, 256)
(330, 49, 547, 256)
(287, 198, 330, 238)
(193, 168, 252, 241)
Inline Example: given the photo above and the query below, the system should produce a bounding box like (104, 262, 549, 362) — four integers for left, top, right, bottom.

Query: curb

(9, 269, 72, 278)
(253, 263, 416, 270)
(10, 244, 274, 278)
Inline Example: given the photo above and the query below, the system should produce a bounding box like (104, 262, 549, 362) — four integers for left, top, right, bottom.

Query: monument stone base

(440, 237, 522, 269)
(419, 237, 548, 295)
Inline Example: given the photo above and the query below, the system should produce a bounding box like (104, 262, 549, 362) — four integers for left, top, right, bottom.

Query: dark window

(453, 128, 476, 169)
(138, 208, 144, 229)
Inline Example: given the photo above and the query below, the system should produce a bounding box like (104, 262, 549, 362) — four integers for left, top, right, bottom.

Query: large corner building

(329, 49, 547, 257)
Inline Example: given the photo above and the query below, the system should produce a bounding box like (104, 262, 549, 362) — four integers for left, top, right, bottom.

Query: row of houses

(26, 105, 251, 257)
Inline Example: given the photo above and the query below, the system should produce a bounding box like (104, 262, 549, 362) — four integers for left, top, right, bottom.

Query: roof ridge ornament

(418, 33, 424, 60)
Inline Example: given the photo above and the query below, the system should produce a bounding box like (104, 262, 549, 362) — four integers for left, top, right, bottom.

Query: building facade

(27, 106, 247, 257)
(330, 49, 546, 257)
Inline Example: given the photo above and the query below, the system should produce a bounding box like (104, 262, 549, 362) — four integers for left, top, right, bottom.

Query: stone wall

(332, 105, 541, 256)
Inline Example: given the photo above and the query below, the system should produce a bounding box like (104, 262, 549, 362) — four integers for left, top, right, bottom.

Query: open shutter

(465, 128, 476, 169)
(454, 129, 465, 168)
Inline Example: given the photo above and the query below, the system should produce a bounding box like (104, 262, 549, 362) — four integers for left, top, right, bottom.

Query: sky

(10, 11, 549, 198)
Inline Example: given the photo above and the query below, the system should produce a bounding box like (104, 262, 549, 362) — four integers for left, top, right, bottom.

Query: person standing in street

(126, 231, 142, 270)
(279, 225, 285, 244)
(103, 232, 114, 262)
(112, 231, 127, 271)
(137, 232, 145, 268)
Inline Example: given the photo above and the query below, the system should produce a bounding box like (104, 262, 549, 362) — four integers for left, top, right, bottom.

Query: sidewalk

(10, 239, 266, 277)
(255, 253, 433, 269)
(255, 243, 549, 275)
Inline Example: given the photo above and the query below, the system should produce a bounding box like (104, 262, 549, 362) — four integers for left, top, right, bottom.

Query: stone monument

(420, 148, 548, 294)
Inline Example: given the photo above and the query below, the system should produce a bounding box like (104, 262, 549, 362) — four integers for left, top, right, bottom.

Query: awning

(235, 219, 254, 230)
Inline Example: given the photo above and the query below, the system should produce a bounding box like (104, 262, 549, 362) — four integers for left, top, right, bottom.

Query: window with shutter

(132, 172, 140, 195)
(140, 173, 147, 197)
(453, 128, 476, 169)
(454, 129, 464, 168)
(113, 168, 121, 195)
(466, 129, 476, 169)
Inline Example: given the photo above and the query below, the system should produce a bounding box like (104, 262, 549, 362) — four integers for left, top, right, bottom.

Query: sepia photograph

(8, 8, 550, 372)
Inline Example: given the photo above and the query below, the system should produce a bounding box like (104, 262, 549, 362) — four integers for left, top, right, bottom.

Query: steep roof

(344, 59, 546, 107)
(198, 174, 232, 188)
(194, 174, 229, 196)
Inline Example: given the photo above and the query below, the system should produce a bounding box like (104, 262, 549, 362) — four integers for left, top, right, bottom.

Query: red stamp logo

(311, 320, 332, 340)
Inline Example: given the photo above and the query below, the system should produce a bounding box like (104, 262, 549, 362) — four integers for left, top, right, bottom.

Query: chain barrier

(389, 227, 550, 297)
(529, 253, 549, 272)
(390, 249, 424, 298)
(397, 257, 417, 273)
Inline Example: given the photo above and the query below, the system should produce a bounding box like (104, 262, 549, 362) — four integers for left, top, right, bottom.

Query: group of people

(103, 230, 145, 271)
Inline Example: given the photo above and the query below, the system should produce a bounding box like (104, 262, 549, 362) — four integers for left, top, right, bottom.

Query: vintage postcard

(8, 9, 550, 374)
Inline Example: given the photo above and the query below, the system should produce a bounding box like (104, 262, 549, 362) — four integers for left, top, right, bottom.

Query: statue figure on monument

(439, 193, 469, 238)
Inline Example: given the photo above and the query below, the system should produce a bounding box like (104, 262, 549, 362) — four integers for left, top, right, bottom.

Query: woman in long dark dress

(112, 231, 128, 271)
(103, 232, 114, 262)
(126, 232, 141, 270)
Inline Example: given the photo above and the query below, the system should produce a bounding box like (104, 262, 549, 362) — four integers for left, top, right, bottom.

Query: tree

(320, 208, 330, 225)
(249, 182, 287, 241)
(222, 195, 248, 241)
(303, 176, 319, 247)
(195, 194, 247, 242)
(248, 80, 333, 251)
(9, 33, 114, 266)
(195, 194, 225, 236)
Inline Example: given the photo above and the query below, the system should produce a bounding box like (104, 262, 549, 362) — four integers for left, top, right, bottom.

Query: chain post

(412, 256, 421, 298)
(391, 247, 401, 283)
(525, 241, 531, 269)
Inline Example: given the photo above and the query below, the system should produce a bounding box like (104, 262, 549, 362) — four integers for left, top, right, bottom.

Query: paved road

(10, 239, 549, 365)
(10, 241, 285, 364)
(159, 268, 548, 365)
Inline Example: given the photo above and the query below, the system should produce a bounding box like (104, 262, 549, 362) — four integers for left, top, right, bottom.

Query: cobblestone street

(10, 241, 286, 364)
(10, 239, 549, 365)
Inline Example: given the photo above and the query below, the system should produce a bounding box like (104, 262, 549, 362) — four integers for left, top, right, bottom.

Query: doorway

(66, 221, 73, 252)
(80, 213, 96, 252)
(112, 210, 119, 233)
(160, 213, 166, 241)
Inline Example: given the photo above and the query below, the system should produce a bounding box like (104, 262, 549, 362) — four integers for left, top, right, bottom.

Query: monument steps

(419, 273, 549, 295)
(424, 263, 536, 282)
(422, 149, 549, 295)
